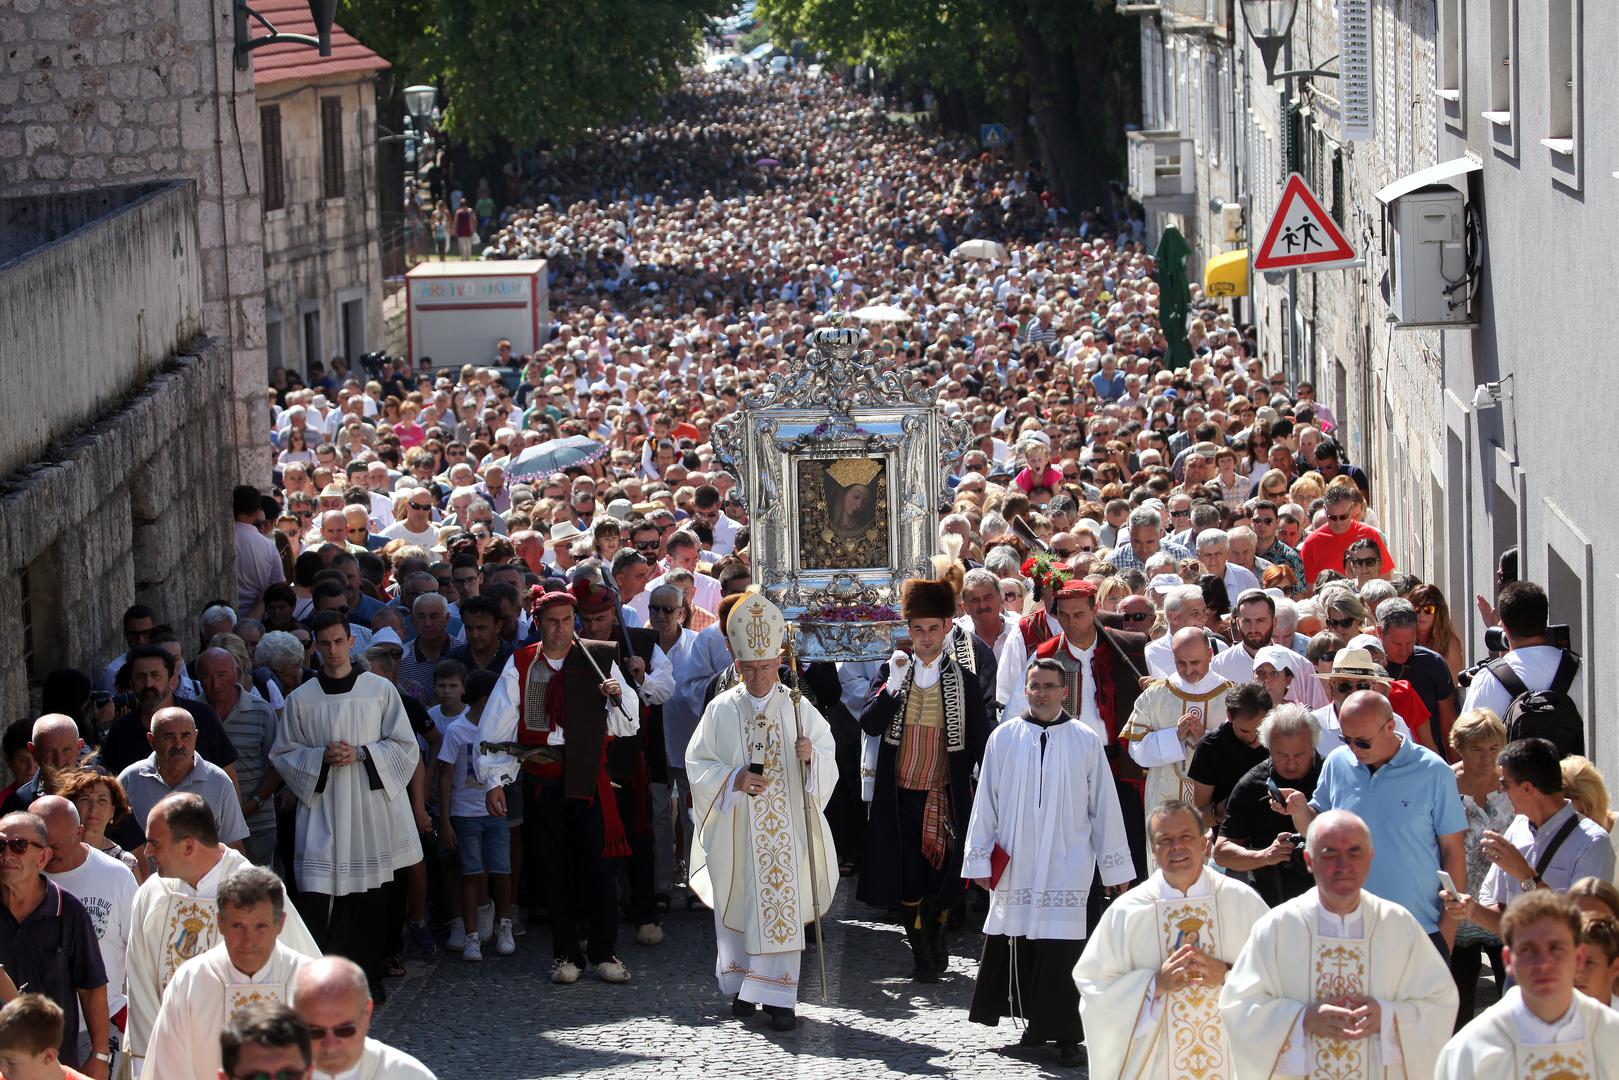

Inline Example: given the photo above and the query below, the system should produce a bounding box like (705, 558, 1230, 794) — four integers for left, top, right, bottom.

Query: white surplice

(122, 847, 319, 1079)
(1436, 986, 1619, 1078)
(686, 683, 838, 1008)
(142, 940, 311, 1080)
(312, 1037, 438, 1079)
(1074, 868, 1270, 1080)
(961, 713, 1134, 940)
(272, 671, 423, 896)
(1122, 672, 1232, 826)
(1218, 888, 1458, 1079)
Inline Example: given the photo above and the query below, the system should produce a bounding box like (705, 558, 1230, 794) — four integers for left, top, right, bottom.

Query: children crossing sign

(1252, 173, 1356, 271)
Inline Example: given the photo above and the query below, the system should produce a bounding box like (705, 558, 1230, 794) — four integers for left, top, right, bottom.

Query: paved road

(372, 887, 1084, 1079)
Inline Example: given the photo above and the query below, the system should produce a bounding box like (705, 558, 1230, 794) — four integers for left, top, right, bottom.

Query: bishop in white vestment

(123, 800, 318, 1080)
(1075, 801, 1270, 1080)
(1437, 889, 1619, 1079)
(1219, 810, 1457, 1079)
(686, 595, 837, 1026)
(963, 658, 1134, 1065)
(1122, 629, 1231, 832)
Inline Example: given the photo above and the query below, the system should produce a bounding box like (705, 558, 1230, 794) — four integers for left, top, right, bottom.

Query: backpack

(1486, 651, 1584, 756)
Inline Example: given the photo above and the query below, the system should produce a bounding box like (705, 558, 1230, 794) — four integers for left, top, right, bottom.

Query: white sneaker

(549, 959, 581, 984)
(594, 957, 631, 983)
(461, 937, 482, 962)
(477, 900, 495, 943)
(509, 909, 527, 937)
(636, 922, 663, 946)
(446, 918, 467, 950)
(494, 918, 516, 956)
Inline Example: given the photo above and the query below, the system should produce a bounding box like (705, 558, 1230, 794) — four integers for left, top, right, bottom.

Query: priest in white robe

(1437, 889, 1619, 1078)
(292, 957, 437, 1079)
(272, 611, 422, 993)
(1075, 799, 1271, 1080)
(686, 593, 837, 1032)
(1121, 629, 1232, 828)
(963, 656, 1134, 1069)
(141, 867, 312, 1079)
(1219, 809, 1457, 1079)
(123, 794, 318, 1080)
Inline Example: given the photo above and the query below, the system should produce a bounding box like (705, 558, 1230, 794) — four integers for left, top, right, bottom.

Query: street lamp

(234, 0, 336, 70)
(1238, 0, 1297, 83)
(404, 86, 439, 128)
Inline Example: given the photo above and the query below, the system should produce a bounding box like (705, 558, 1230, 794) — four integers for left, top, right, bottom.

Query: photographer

(1460, 581, 1580, 742)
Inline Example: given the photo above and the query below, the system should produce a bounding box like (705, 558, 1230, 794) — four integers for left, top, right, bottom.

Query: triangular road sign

(1252, 173, 1356, 271)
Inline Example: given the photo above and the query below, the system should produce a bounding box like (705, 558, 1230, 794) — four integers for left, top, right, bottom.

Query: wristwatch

(1521, 873, 1544, 892)
(357, 746, 370, 763)
(94, 1052, 112, 1064)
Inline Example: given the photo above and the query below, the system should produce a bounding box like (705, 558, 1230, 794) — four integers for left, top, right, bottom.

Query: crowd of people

(0, 65, 1609, 1078)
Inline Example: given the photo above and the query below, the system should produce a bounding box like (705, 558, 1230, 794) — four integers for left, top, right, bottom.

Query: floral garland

(1020, 552, 1072, 594)
(801, 603, 901, 623)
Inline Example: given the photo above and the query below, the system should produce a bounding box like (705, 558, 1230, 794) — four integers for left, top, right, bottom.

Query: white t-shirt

(48, 846, 138, 1022)
(382, 520, 440, 546)
(437, 718, 489, 818)
(1460, 645, 1572, 720)
(427, 703, 468, 740)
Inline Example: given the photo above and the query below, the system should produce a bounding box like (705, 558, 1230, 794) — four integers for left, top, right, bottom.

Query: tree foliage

(759, 0, 1138, 210)
(339, 0, 732, 150)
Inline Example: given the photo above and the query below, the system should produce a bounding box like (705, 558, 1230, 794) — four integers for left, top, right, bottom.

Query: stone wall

(0, 180, 204, 479)
(0, 0, 270, 487)
(0, 340, 238, 721)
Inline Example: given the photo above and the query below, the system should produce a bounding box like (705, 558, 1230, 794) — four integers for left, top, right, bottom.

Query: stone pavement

(372, 887, 1086, 1079)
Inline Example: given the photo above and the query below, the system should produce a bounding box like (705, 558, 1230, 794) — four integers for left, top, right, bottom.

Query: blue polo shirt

(1310, 736, 1466, 932)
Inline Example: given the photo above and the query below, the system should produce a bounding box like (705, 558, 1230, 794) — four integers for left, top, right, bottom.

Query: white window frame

(1483, 0, 1519, 159)
(1437, 0, 1466, 134)
(1542, 0, 1581, 191)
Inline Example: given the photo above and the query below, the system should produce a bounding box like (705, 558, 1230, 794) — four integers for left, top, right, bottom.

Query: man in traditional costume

(477, 587, 641, 985)
(271, 611, 422, 997)
(930, 542, 999, 719)
(859, 577, 991, 982)
(1437, 890, 1619, 1078)
(123, 794, 317, 1080)
(686, 593, 837, 1032)
(1122, 628, 1233, 841)
(141, 867, 312, 1079)
(1074, 799, 1270, 1078)
(964, 657, 1135, 1068)
(1219, 809, 1458, 1079)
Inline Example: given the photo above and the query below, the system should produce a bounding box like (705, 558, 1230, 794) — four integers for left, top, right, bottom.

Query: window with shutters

(320, 97, 345, 199)
(1543, 0, 1581, 190)
(260, 105, 285, 212)
(1437, 0, 1465, 132)
(1205, 54, 1222, 166)
(1484, 0, 1518, 157)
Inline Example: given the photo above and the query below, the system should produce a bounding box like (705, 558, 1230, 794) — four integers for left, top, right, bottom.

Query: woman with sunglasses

(1342, 537, 1385, 590)
(1409, 583, 1466, 678)
(275, 426, 315, 469)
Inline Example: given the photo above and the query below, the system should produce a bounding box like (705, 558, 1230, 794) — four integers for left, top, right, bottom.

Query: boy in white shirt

(438, 668, 514, 961)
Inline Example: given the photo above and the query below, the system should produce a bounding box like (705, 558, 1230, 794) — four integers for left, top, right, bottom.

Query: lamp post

(402, 86, 437, 257)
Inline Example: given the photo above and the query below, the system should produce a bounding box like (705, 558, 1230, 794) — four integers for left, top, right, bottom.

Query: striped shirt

(1108, 538, 1193, 572)
(397, 637, 453, 708)
(221, 692, 279, 833)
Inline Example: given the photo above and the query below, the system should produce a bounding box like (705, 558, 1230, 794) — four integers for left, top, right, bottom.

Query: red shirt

(1299, 520, 1393, 583)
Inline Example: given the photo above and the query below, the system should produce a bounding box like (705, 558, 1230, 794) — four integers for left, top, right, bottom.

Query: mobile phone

(1437, 870, 1458, 897)
(1266, 777, 1283, 803)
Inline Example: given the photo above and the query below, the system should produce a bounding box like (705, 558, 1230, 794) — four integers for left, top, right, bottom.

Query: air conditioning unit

(1388, 188, 1471, 325)
(1220, 202, 1245, 243)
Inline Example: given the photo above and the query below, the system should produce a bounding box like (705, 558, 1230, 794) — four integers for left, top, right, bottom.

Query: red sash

(1019, 610, 1055, 652)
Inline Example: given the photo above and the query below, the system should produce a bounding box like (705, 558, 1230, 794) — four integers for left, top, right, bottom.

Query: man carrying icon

(685, 593, 838, 1032)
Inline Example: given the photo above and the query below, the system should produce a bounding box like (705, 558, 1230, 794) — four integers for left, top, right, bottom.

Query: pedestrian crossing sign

(1252, 173, 1356, 271)
(980, 124, 1011, 150)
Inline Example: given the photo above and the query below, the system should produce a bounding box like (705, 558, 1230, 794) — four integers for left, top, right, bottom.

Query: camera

(1483, 627, 1508, 654)
(91, 690, 134, 711)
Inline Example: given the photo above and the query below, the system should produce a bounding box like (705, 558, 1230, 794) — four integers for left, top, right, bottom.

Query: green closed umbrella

(1153, 225, 1193, 370)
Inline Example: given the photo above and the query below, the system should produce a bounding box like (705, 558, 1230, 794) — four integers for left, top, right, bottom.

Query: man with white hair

(1195, 529, 1261, 602)
(1108, 506, 1192, 573)
(1270, 595, 1311, 652)
(291, 957, 436, 1078)
(1145, 586, 1229, 677)
(1220, 810, 1459, 1078)
(396, 592, 454, 707)
(1212, 703, 1322, 905)
(956, 567, 1015, 659)
(383, 489, 441, 546)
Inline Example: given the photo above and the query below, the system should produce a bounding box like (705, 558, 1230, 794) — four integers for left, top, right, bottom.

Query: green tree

(339, 0, 734, 150)
(759, 0, 1137, 211)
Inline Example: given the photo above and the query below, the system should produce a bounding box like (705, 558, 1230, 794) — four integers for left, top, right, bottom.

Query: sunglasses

(1052, 548, 1076, 558)
(0, 836, 44, 855)
(648, 604, 681, 615)
(1346, 735, 1380, 750)
(231, 1071, 309, 1080)
(305, 1022, 361, 1040)
(1326, 512, 1352, 523)
(1348, 556, 1380, 569)
(1325, 616, 1359, 630)
(634, 540, 660, 552)
(409, 501, 434, 511)
(1121, 611, 1153, 623)
(1170, 509, 1191, 519)
(1333, 680, 1378, 696)
(1417, 604, 1438, 615)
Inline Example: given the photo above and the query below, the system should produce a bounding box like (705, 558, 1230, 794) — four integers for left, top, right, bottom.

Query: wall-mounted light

(235, 0, 335, 69)
(1471, 373, 1514, 410)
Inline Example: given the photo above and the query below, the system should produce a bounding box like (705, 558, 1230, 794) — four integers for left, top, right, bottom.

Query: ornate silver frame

(714, 314, 970, 660)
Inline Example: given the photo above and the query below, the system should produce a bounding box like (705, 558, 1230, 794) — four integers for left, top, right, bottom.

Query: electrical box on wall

(1220, 202, 1244, 243)
(1375, 158, 1482, 328)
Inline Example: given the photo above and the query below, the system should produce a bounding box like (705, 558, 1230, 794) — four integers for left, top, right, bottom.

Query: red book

(988, 844, 1011, 889)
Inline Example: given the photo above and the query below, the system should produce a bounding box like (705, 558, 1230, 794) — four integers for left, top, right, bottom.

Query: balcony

(1126, 129, 1197, 214)
(1115, 1, 1161, 13)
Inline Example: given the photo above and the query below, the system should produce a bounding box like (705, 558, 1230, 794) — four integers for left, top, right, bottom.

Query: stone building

(253, 1, 390, 380)
(0, 0, 299, 716)
(1126, 1, 1619, 769)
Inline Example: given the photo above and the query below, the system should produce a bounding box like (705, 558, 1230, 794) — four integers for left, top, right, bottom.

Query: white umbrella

(851, 304, 913, 323)
(951, 239, 1009, 263)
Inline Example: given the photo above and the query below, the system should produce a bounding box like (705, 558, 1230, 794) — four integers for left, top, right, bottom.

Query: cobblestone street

(373, 888, 1084, 1079)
